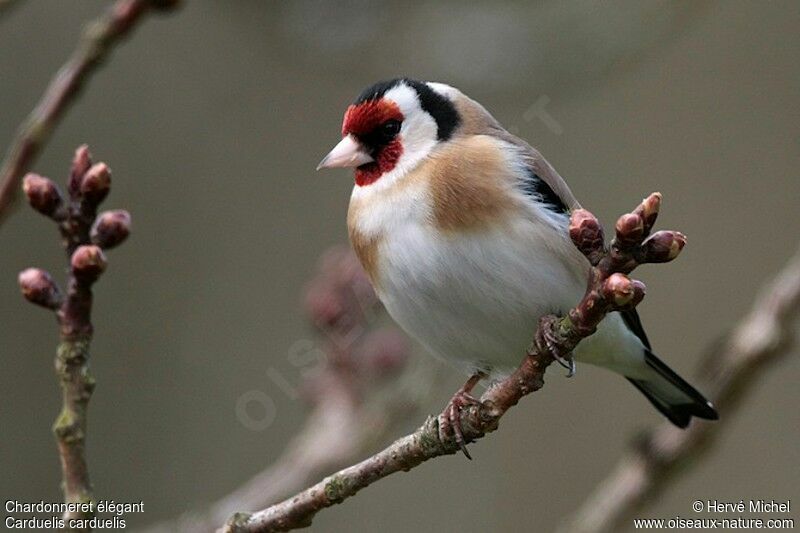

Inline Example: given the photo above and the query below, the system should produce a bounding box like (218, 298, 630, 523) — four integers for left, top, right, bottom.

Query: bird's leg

(438, 371, 487, 460)
(532, 315, 576, 377)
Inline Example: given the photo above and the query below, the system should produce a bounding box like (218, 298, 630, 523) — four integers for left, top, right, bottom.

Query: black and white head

(317, 78, 463, 189)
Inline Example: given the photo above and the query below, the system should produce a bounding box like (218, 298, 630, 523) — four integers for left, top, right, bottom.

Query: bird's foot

(438, 372, 487, 460)
(533, 315, 576, 377)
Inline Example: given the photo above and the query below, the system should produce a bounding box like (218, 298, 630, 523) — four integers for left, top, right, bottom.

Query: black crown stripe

(354, 78, 460, 141)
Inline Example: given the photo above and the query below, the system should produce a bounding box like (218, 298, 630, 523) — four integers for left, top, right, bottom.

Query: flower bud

(18, 268, 62, 309)
(602, 273, 634, 306)
(304, 282, 345, 328)
(614, 213, 644, 248)
(637, 192, 661, 232)
(641, 231, 686, 263)
(22, 173, 63, 218)
(70, 245, 107, 282)
(359, 328, 410, 377)
(79, 163, 111, 205)
(630, 279, 646, 308)
(91, 210, 131, 249)
(569, 209, 605, 264)
(69, 144, 93, 197)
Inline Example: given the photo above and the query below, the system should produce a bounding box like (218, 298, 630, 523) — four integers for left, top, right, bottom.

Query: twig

(143, 248, 433, 533)
(559, 244, 800, 533)
(0, 0, 180, 225)
(18, 146, 132, 529)
(220, 192, 685, 533)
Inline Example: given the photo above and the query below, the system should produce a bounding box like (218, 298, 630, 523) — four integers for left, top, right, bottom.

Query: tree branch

(143, 247, 435, 533)
(220, 192, 685, 533)
(0, 0, 180, 225)
(18, 146, 132, 529)
(559, 244, 800, 533)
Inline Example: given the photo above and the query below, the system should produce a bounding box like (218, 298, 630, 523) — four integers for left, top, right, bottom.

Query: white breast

(375, 212, 589, 375)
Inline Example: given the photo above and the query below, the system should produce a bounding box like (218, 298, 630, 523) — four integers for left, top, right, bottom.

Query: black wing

(619, 308, 651, 349)
(521, 169, 570, 215)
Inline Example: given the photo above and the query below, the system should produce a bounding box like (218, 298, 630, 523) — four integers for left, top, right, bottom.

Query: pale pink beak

(316, 135, 374, 170)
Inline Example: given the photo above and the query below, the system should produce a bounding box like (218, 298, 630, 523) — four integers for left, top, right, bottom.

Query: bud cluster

(566, 192, 685, 333)
(19, 145, 132, 313)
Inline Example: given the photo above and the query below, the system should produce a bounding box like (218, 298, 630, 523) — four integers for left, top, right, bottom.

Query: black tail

(627, 349, 718, 428)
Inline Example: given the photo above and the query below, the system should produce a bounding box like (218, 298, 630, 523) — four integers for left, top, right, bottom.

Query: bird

(317, 78, 717, 454)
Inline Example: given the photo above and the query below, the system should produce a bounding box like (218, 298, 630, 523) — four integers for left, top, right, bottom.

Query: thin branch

(18, 146, 131, 529)
(220, 192, 685, 533)
(0, 0, 180, 225)
(559, 244, 800, 533)
(143, 248, 434, 533)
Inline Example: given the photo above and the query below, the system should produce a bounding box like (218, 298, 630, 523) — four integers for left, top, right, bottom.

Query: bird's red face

(318, 78, 460, 187)
(341, 99, 404, 186)
(317, 97, 406, 187)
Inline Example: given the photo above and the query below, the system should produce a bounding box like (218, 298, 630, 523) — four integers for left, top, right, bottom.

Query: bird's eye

(381, 120, 401, 137)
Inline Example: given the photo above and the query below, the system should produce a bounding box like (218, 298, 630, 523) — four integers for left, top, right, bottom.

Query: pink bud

(637, 192, 661, 232)
(602, 273, 634, 306)
(641, 231, 686, 263)
(569, 209, 605, 263)
(359, 328, 410, 377)
(71, 245, 107, 282)
(79, 163, 111, 205)
(91, 210, 131, 249)
(614, 213, 645, 248)
(304, 283, 345, 328)
(18, 268, 62, 309)
(630, 279, 646, 308)
(22, 173, 63, 218)
(69, 145, 93, 197)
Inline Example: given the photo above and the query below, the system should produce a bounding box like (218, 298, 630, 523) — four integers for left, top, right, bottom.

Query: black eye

(381, 120, 401, 137)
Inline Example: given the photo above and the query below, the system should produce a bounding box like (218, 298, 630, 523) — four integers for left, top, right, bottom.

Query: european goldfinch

(318, 78, 717, 440)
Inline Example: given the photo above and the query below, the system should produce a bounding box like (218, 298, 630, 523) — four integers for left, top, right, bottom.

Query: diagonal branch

(559, 244, 800, 533)
(0, 0, 180, 226)
(142, 248, 434, 533)
(220, 192, 685, 533)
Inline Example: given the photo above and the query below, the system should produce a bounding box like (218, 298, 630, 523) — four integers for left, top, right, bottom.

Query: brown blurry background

(1, 1, 798, 531)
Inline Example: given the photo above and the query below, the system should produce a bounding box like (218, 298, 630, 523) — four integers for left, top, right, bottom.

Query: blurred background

(1, 1, 798, 531)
